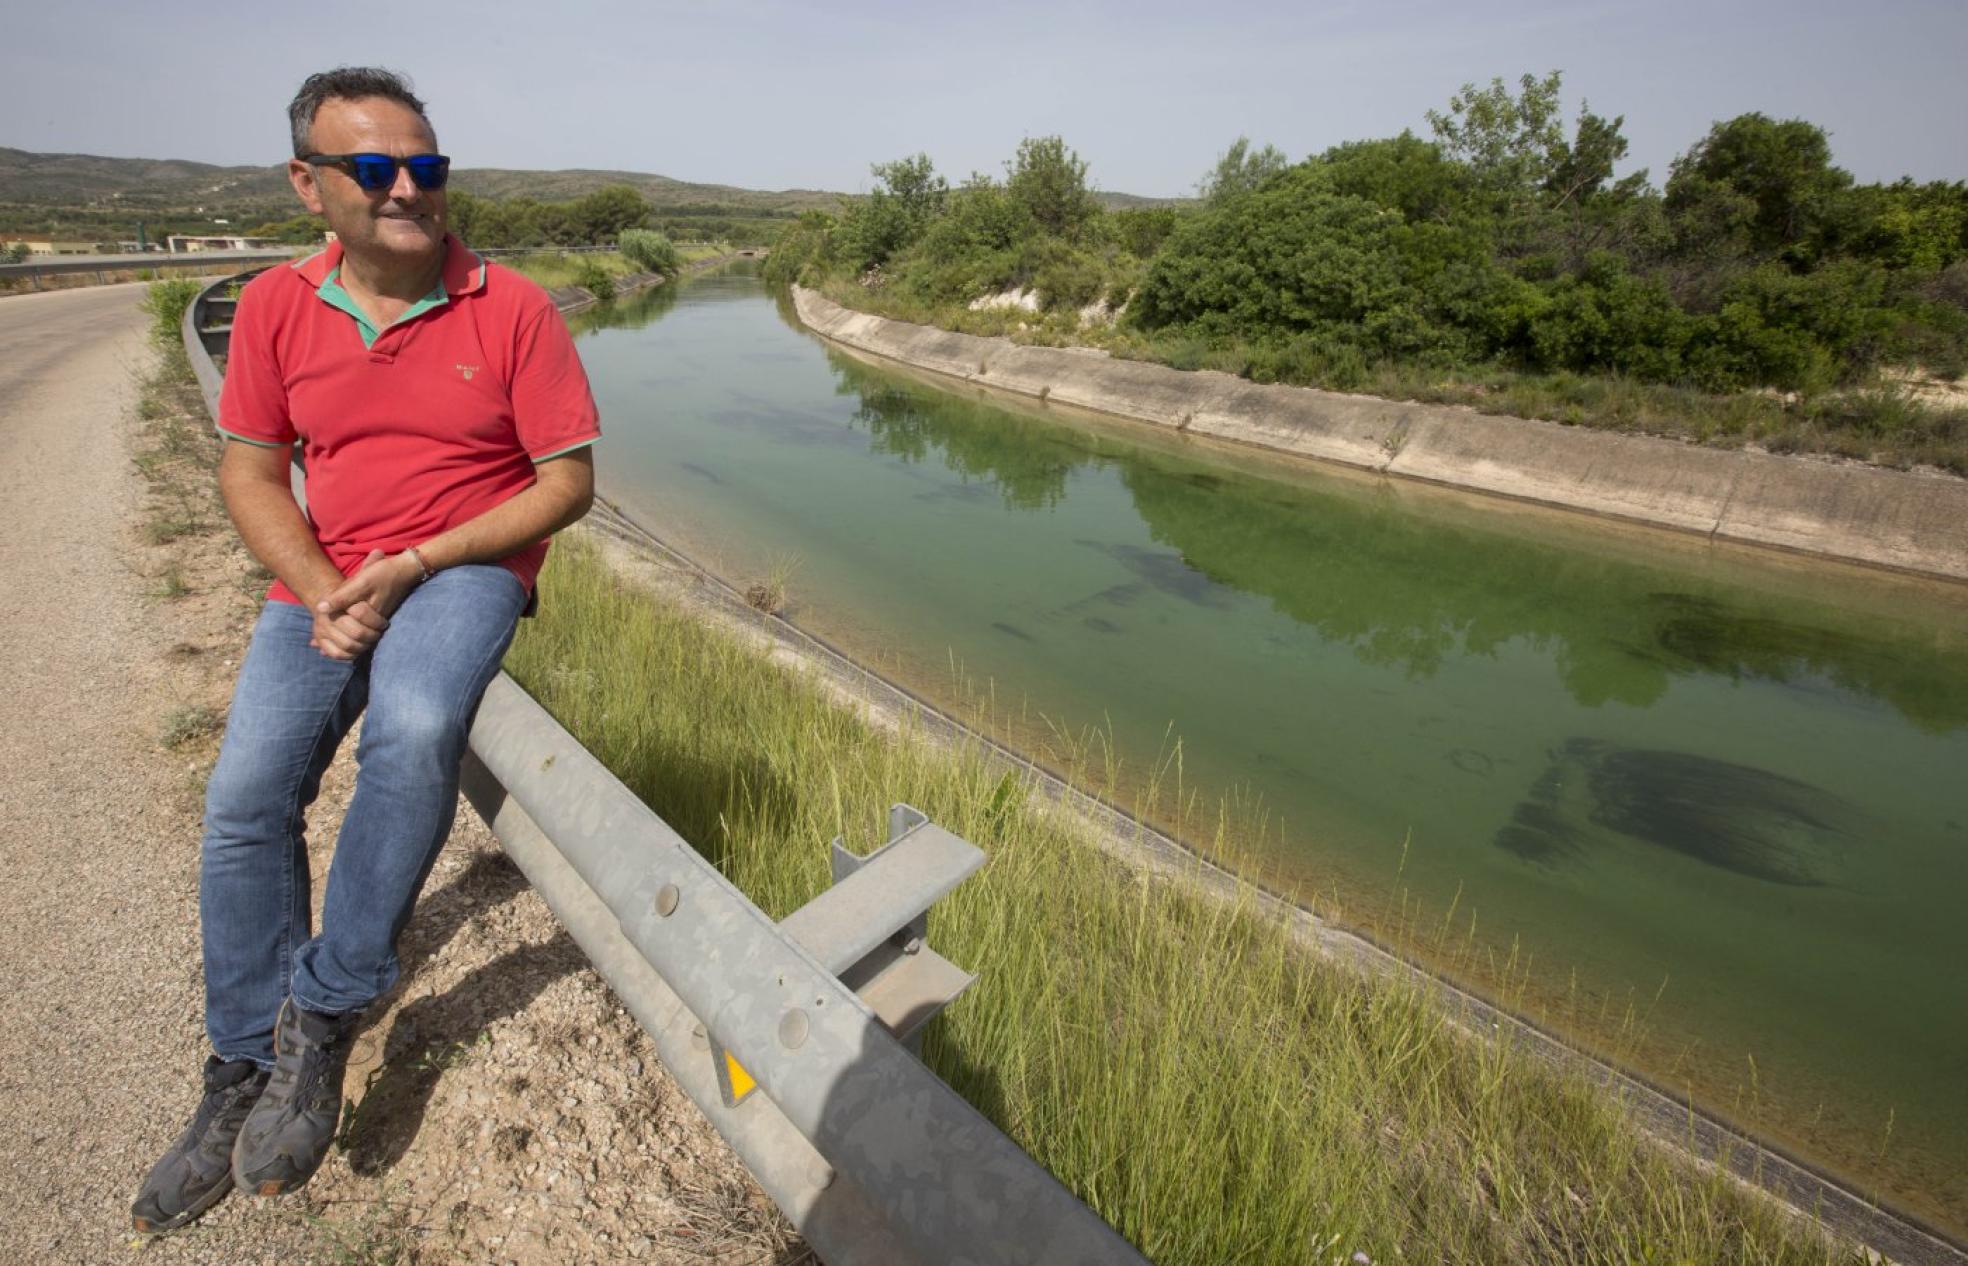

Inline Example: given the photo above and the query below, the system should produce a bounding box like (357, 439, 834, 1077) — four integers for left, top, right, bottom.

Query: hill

(0, 146, 1181, 245)
(0, 146, 843, 216)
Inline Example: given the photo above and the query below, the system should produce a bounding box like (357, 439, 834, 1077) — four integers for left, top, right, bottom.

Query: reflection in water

(567, 275, 682, 333)
(847, 374, 1078, 510)
(829, 349, 1968, 733)
(1495, 739, 1853, 886)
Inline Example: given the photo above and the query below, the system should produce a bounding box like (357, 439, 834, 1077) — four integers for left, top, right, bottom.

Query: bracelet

(405, 545, 435, 582)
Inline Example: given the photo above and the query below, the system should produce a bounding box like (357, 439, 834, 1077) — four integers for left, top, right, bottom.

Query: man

(132, 67, 599, 1233)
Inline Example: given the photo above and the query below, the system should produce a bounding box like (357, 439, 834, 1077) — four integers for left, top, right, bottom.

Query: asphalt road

(0, 282, 234, 1261)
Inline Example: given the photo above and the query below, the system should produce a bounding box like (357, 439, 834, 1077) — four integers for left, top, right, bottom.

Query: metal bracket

(718, 803, 984, 1104)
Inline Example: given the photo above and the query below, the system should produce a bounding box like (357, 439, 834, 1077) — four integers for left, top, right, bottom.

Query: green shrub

(1023, 238, 1109, 312)
(618, 228, 681, 276)
(572, 259, 616, 302)
(1130, 167, 1492, 366)
(1108, 207, 1180, 259)
(142, 277, 203, 349)
(762, 211, 838, 287)
(1523, 254, 1692, 379)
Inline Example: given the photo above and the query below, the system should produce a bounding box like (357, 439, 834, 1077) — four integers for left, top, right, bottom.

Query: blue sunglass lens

(348, 157, 396, 189)
(407, 156, 450, 189)
(344, 155, 450, 191)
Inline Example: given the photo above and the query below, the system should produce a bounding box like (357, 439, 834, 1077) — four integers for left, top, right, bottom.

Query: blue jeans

(200, 564, 527, 1066)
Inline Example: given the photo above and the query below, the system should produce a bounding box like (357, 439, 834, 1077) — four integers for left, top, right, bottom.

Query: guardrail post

(717, 804, 983, 1105)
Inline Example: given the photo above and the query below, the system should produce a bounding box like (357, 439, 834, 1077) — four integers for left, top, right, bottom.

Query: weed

(744, 554, 801, 616)
(144, 511, 203, 546)
(159, 703, 222, 749)
(150, 566, 192, 599)
(416, 1029, 492, 1073)
(141, 277, 202, 349)
(300, 1193, 418, 1266)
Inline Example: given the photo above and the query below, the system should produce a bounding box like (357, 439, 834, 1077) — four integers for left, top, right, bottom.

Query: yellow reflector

(724, 1051, 756, 1102)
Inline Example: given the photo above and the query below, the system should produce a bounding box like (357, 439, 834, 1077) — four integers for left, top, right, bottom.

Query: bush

(1130, 166, 1491, 365)
(618, 228, 681, 276)
(142, 277, 203, 349)
(1523, 254, 1692, 379)
(572, 259, 616, 302)
(1108, 207, 1180, 259)
(762, 211, 837, 288)
(1023, 238, 1109, 312)
(1686, 259, 1894, 391)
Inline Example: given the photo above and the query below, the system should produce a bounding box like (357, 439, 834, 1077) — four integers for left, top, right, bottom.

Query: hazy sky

(4, 0, 1963, 196)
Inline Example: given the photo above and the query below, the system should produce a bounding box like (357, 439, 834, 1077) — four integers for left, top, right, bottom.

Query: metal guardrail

(3, 249, 297, 288)
(183, 269, 1149, 1266)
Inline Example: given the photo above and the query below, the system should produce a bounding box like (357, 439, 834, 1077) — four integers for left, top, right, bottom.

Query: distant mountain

(0, 146, 843, 216)
(0, 146, 1180, 215)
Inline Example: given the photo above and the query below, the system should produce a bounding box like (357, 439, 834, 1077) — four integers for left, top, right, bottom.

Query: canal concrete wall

(792, 286, 1968, 583)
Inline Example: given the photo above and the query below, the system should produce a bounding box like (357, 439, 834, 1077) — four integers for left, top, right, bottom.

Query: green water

(574, 269, 1968, 1232)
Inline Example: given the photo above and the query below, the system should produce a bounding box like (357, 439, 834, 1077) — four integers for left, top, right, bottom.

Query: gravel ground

(0, 285, 801, 1265)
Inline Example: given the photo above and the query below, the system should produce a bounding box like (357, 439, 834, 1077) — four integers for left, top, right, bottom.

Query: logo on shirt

(455, 363, 480, 381)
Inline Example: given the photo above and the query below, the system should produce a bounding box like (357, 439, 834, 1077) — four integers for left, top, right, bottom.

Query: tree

(244, 213, 329, 245)
(1544, 109, 1646, 210)
(1005, 136, 1098, 239)
(572, 184, 652, 243)
(1665, 114, 1853, 261)
(1844, 179, 1968, 273)
(1427, 71, 1567, 193)
(1198, 137, 1288, 206)
(1427, 72, 1652, 266)
(838, 153, 948, 269)
(870, 153, 948, 226)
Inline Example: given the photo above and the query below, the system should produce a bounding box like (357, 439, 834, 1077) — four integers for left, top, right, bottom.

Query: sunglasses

(304, 152, 452, 192)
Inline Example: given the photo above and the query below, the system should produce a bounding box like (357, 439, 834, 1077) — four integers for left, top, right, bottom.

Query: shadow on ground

(336, 849, 584, 1176)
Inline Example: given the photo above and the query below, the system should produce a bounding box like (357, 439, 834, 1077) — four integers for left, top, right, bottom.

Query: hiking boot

(131, 1056, 270, 1234)
(231, 998, 361, 1196)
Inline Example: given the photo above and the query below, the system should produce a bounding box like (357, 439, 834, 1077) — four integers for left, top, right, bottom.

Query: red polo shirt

(218, 235, 601, 605)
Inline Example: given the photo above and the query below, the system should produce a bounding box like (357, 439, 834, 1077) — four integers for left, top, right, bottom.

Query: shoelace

(274, 1021, 350, 1116)
(186, 1073, 259, 1145)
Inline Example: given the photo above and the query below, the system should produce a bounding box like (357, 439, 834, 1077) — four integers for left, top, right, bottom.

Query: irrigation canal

(571, 263, 1968, 1236)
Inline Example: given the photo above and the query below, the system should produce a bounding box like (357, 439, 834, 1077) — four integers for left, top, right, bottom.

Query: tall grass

(500, 250, 638, 290)
(505, 536, 1859, 1265)
(142, 276, 201, 378)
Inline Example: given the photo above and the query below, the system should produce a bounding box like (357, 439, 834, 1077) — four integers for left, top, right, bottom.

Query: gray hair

(287, 67, 433, 158)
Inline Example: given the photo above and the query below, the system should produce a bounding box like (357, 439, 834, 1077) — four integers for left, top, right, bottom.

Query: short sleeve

(511, 302, 601, 461)
(215, 280, 295, 448)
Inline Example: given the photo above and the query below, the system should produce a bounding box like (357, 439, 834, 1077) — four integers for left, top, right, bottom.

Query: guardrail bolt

(778, 1008, 810, 1050)
(654, 883, 680, 917)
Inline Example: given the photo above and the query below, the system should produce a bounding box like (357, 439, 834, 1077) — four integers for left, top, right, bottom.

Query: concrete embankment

(791, 286, 1968, 583)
